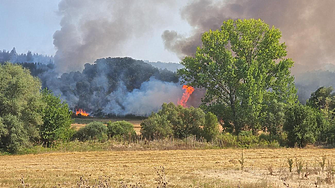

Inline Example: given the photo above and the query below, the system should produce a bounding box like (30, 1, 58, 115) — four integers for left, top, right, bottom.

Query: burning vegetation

(178, 85, 195, 107)
(75, 109, 89, 117)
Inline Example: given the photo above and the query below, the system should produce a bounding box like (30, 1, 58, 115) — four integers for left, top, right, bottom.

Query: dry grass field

(1, 148, 335, 187)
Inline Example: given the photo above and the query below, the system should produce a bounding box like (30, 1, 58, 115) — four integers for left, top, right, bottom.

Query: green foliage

(73, 122, 108, 142)
(140, 113, 173, 140)
(283, 104, 318, 147)
(107, 121, 136, 140)
(203, 112, 220, 142)
(178, 19, 297, 135)
(306, 86, 334, 143)
(40, 89, 73, 147)
(287, 158, 294, 172)
(307, 86, 335, 115)
(214, 132, 280, 149)
(261, 99, 285, 136)
(0, 63, 43, 153)
(140, 103, 212, 140)
(158, 103, 205, 139)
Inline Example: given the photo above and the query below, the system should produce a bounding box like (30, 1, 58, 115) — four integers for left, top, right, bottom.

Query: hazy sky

(0, 0, 191, 63)
(0, 0, 61, 55)
(2, 0, 335, 74)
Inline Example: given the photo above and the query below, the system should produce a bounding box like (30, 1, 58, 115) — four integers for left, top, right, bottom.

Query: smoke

(104, 78, 183, 116)
(53, 0, 178, 73)
(36, 57, 187, 116)
(162, 0, 335, 74)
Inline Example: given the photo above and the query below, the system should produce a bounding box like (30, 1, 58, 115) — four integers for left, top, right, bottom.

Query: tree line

(2, 19, 335, 153)
(0, 47, 53, 64)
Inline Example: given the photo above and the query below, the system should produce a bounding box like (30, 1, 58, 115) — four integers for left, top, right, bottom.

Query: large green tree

(179, 19, 297, 134)
(0, 63, 44, 153)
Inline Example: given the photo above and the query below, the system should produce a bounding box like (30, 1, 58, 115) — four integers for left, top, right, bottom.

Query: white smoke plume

(103, 78, 183, 116)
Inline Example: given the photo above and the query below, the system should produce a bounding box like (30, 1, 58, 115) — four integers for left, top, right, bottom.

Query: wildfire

(178, 85, 195, 107)
(75, 109, 89, 116)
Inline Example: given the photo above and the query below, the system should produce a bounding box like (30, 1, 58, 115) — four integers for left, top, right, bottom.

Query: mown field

(1, 148, 335, 187)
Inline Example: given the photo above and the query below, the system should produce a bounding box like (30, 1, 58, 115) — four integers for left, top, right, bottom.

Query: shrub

(158, 103, 204, 139)
(107, 121, 136, 140)
(203, 112, 220, 141)
(73, 122, 108, 142)
(283, 104, 318, 147)
(140, 113, 173, 140)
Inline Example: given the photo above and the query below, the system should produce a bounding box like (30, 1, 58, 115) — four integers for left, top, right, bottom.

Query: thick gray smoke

(37, 57, 187, 116)
(103, 78, 183, 116)
(162, 0, 335, 74)
(53, 0, 178, 73)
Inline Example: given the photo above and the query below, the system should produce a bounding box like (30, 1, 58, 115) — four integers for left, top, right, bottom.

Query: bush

(107, 121, 136, 140)
(73, 122, 108, 142)
(140, 113, 173, 140)
(283, 104, 318, 147)
(158, 103, 204, 139)
(203, 112, 220, 141)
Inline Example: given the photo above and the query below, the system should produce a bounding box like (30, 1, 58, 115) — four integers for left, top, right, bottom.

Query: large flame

(76, 109, 89, 116)
(178, 85, 195, 107)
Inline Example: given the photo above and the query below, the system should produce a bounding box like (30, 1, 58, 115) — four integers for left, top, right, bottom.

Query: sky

(0, 0, 191, 63)
(2, 0, 335, 74)
(0, 0, 61, 55)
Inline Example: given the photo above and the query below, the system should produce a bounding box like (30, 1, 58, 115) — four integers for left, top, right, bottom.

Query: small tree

(283, 104, 317, 147)
(107, 121, 136, 140)
(40, 89, 73, 147)
(203, 112, 220, 142)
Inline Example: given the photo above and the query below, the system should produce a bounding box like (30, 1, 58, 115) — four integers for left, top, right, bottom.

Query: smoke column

(53, 0, 179, 73)
(162, 0, 335, 74)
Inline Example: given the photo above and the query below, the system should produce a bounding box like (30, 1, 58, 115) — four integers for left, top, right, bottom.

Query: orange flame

(75, 109, 89, 116)
(178, 85, 195, 107)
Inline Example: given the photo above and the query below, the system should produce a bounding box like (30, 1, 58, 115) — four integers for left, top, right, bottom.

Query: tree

(261, 99, 285, 136)
(9, 47, 17, 63)
(40, 89, 73, 147)
(306, 86, 334, 142)
(178, 19, 297, 134)
(203, 112, 220, 142)
(26, 51, 33, 62)
(283, 104, 318, 148)
(306, 86, 335, 119)
(0, 63, 44, 153)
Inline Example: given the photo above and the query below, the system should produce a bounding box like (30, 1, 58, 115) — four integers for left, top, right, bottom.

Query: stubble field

(1, 148, 335, 187)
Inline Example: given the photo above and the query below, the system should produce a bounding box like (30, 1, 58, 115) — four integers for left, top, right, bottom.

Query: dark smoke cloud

(162, 0, 335, 74)
(54, 0, 178, 73)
